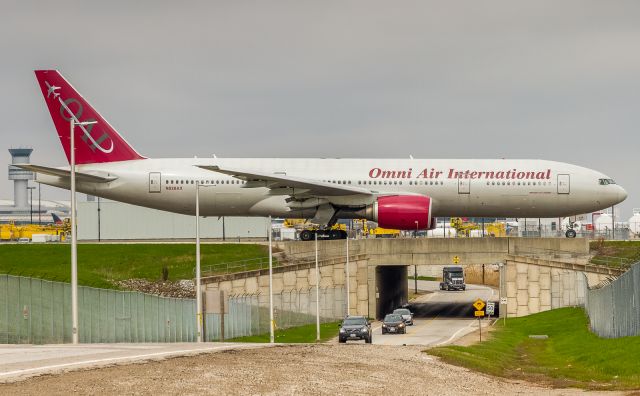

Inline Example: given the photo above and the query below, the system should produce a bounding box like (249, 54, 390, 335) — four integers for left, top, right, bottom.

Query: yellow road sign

(453, 255, 460, 264)
(474, 310, 485, 317)
(473, 299, 485, 311)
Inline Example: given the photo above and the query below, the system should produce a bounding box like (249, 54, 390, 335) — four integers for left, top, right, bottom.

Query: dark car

(339, 315, 372, 343)
(393, 308, 414, 325)
(381, 314, 406, 334)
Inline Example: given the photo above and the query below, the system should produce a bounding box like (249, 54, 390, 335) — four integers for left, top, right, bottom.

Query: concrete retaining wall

(504, 255, 618, 317)
(203, 256, 370, 317)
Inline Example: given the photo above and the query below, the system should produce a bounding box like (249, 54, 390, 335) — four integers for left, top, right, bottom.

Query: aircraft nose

(617, 185, 628, 203)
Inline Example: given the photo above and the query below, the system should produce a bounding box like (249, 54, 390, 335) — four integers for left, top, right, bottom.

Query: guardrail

(200, 256, 280, 277)
(589, 255, 635, 269)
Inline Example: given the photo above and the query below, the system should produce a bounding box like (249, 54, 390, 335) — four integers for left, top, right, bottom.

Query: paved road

(367, 280, 498, 346)
(0, 343, 268, 383)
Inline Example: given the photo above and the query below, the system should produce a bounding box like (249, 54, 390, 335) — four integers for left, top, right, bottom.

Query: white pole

(345, 234, 350, 316)
(70, 118, 78, 344)
(268, 215, 274, 343)
(195, 182, 202, 342)
(315, 232, 320, 341)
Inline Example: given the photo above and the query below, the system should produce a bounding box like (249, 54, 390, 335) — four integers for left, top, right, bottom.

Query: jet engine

(356, 195, 435, 230)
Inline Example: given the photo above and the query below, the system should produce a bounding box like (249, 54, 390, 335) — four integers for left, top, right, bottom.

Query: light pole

(345, 234, 350, 316)
(70, 118, 97, 344)
(37, 184, 41, 225)
(268, 215, 274, 343)
(27, 186, 35, 224)
(415, 220, 419, 238)
(315, 232, 320, 341)
(195, 182, 215, 342)
(97, 197, 101, 242)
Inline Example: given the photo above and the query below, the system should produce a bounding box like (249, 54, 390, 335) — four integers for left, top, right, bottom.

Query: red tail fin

(34, 70, 145, 164)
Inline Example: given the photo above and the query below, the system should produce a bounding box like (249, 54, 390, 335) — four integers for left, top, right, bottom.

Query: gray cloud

(1, 0, 638, 217)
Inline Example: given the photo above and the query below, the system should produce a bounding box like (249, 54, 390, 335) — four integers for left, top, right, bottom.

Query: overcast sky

(1, 1, 638, 218)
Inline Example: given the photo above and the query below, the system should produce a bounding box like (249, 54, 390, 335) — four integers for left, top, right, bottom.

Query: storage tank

(629, 209, 640, 236)
(594, 213, 613, 231)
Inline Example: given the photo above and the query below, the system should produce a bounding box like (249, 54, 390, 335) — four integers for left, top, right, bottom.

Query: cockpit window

(599, 178, 616, 185)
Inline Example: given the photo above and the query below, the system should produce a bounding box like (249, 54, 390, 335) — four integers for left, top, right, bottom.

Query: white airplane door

(458, 177, 470, 194)
(149, 172, 161, 193)
(557, 174, 570, 194)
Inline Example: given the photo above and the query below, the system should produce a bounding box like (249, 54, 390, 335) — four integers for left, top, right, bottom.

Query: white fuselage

(37, 158, 627, 219)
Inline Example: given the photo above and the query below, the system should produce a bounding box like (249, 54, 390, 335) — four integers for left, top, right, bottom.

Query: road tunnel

(375, 265, 408, 319)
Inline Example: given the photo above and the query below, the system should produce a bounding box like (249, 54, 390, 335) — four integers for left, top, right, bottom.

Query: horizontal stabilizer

(15, 164, 118, 183)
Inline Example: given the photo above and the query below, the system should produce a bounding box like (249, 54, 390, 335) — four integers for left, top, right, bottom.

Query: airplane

(51, 212, 64, 225)
(19, 70, 627, 241)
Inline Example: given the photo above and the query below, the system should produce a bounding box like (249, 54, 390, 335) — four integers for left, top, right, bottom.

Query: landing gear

(300, 230, 314, 241)
(565, 229, 577, 238)
(299, 229, 348, 241)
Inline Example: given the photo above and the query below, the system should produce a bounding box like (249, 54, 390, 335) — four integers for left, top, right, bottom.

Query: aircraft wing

(197, 165, 372, 197)
(14, 164, 118, 183)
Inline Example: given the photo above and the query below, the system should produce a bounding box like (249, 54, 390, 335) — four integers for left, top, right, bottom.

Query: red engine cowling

(368, 195, 435, 230)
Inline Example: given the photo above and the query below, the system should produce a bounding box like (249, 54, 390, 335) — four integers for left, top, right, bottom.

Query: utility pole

(70, 118, 97, 344)
(195, 182, 202, 342)
(315, 232, 320, 341)
(97, 197, 101, 242)
(612, 205, 615, 239)
(268, 215, 274, 343)
(27, 186, 35, 223)
(345, 234, 350, 315)
(38, 184, 41, 225)
(222, 216, 226, 241)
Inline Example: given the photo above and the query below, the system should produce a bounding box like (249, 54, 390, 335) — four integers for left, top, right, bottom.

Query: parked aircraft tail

(51, 212, 63, 225)
(34, 70, 145, 165)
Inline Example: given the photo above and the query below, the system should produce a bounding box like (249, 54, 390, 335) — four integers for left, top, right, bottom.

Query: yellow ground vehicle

(283, 218, 400, 241)
(449, 218, 506, 237)
(0, 220, 69, 241)
(355, 219, 400, 238)
(283, 219, 347, 241)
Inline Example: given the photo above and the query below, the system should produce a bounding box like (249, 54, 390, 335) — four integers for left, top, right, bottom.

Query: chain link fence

(204, 286, 346, 341)
(0, 274, 196, 344)
(583, 263, 640, 338)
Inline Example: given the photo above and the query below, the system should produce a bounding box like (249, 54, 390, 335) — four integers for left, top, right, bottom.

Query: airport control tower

(8, 148, 34, 209)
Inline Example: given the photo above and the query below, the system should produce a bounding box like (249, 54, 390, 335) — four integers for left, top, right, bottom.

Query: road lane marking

(434, 321, 475, 346)
(0, 344, 263, 379)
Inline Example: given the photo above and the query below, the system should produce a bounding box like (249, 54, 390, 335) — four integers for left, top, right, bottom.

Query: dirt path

(0, 344, 621, 395)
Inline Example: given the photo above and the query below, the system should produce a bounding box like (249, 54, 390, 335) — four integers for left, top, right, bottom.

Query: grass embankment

(429, 307, 640, 390)
(590, 240, 640, 268)
(228, 322, 340, 343)
(0, 243, 271, 289)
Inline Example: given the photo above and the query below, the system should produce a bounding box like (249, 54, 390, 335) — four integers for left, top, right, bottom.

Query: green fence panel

(0, 275, 197, 344)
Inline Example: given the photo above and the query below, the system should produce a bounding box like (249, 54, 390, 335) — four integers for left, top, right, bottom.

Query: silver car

(392, 308, 414, 325)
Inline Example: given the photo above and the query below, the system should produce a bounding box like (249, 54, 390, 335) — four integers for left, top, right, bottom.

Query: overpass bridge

(202, 238, 619, 319)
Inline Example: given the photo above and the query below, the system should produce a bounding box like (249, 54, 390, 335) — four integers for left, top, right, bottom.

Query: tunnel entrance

(375, 265, 408, 319)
